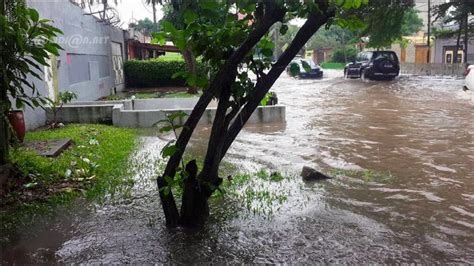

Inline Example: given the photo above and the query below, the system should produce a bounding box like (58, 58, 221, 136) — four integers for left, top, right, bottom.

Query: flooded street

(1, 71, 473, 263)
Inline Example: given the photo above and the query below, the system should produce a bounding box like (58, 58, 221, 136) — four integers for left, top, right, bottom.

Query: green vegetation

(157, 53, 183, 61)
(331, 46, 358, 63)
(1, 2, 63, 166)
(102, 90, 201, 101)
(330, 168, 394, 183)
(320, 62, 346, 69)
(124, 59, 208, 88)
(128, 17, 159, 35)
(1, 124, 137, 239)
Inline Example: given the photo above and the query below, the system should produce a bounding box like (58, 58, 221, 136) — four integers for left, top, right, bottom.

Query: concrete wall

(433, 38, 474, 64)
(50, 98, 286, 128)
(113, 105, 286, 128)
(130, 98, 218, 110)
(400, 63, 465, 76)
(23, 0, 125, 129)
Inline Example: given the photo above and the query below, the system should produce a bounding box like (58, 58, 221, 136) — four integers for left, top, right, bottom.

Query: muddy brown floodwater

(1, 71, 473, 263)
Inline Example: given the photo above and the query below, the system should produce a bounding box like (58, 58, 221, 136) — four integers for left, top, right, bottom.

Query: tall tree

(359, 0, 415, 48)
(433, 0, 474, 64)
(145, 0, 158, 25)
(152, 0, 415, 228)
(129, 17, 158, 35)
(157, 1, 226, 94)
(401, 7, 424, 36)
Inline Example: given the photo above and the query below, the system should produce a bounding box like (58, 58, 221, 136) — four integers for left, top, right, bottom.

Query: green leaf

(183, 10, 198, 24)
(152, 32, 167, 45)
(29, 8, 39, 22)
(301, 60, 311, 73)
(289, 62, 300, 77)
(159, 125, 174, 133)
(167, 111, 188, 122)
(161, 20, 177, 35)
(162, 144, 177, 157)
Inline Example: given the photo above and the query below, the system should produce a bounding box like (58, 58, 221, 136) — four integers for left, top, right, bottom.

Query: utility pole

(427, 0, 431, 63)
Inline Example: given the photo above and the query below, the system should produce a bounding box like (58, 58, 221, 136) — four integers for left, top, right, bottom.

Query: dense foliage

(128, 17, 159, 35)
(0, 2, 62, 165)
(151, 0, 389, 228)
(124, 59, 208, 88)
(331, 46, 358, 63)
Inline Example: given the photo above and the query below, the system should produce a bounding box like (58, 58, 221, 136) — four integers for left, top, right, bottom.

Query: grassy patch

(1, 124, 137, 240)
(320, 62, 346, 69)
(157, 52, 184, 61)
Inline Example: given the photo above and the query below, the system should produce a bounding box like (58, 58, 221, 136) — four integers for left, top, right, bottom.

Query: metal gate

(111, 42, 124, 89)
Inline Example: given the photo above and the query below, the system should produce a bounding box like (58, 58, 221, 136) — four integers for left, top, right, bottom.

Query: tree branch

(220, 9, 335, 160)
(157, 1, 286, 226)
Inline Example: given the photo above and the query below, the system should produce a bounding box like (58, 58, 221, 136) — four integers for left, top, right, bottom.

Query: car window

(373, 52, 397, 61)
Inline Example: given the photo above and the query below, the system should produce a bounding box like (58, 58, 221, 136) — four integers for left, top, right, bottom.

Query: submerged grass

(1, 124, 137, 242)
(329, 168, 394, 183)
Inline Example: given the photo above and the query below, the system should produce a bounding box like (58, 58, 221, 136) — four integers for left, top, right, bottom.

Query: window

(373, 52, 396, 61)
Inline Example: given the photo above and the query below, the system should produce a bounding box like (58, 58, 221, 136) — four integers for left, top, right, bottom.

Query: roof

(127, 40, 180, 53)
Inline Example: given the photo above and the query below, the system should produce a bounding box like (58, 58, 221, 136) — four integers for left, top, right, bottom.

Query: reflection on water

(1, 71, 473, 263)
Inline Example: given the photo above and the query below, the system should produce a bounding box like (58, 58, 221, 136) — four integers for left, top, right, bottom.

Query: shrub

(124, 59, 208, 88)
(331, 47, 358, 63)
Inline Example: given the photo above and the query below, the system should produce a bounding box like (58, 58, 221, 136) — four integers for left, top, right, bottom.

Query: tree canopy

(149, 0, 420, 228)
(129, 18, 158, 36)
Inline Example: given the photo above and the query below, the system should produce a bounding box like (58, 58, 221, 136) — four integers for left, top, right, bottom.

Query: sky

(112, 0, 303, 29)
(114, 0, 164, 28)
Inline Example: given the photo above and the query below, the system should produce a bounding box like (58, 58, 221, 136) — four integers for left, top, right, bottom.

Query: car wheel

(344, 70, 349, 79)
(361, 69, 369, 81)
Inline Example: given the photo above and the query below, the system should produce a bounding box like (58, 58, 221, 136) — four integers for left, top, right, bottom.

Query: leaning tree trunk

(181, 48, 199, 94)
(157, 4, 288, 227)
(177, 10, 335, 227)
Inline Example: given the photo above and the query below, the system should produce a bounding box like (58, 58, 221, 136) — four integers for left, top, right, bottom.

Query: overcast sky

(113, 0, 303, 29)
(114, 0, 164, 28)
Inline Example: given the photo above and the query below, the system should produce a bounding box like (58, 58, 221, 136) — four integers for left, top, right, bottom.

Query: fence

(400, 63, 466, 76)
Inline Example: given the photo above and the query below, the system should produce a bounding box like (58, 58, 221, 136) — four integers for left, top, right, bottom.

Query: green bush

(331, 47, 358, 63)
(124, 59, 208, 88)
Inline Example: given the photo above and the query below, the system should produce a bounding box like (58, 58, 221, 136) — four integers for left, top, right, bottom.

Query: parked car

(464, 65, 473, 91)
(344, 51, 400, 80)
(287, 58, 323, 79)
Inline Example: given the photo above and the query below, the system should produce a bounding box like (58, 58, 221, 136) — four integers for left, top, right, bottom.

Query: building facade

(23, 0, 126, 129)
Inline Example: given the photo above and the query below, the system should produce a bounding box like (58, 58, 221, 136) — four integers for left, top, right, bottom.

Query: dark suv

(344, 51, 400, 80)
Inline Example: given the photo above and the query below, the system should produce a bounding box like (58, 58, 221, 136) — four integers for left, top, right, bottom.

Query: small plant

(259, 92, 278, 106)
(154, 111, 189, 195)
(48, 91, 77, 128)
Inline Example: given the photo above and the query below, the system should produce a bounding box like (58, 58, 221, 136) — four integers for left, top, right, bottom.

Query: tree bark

(152, 0, 157, 25)
(179, 160, 211, 226)
(157, 4, 286, 227)
(181, 48, 199, 94)
(177, 7, 334, 227)
(0, 0, 9, 166)
(463, 0, 469, 66)
(454, 19, 463, 64)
